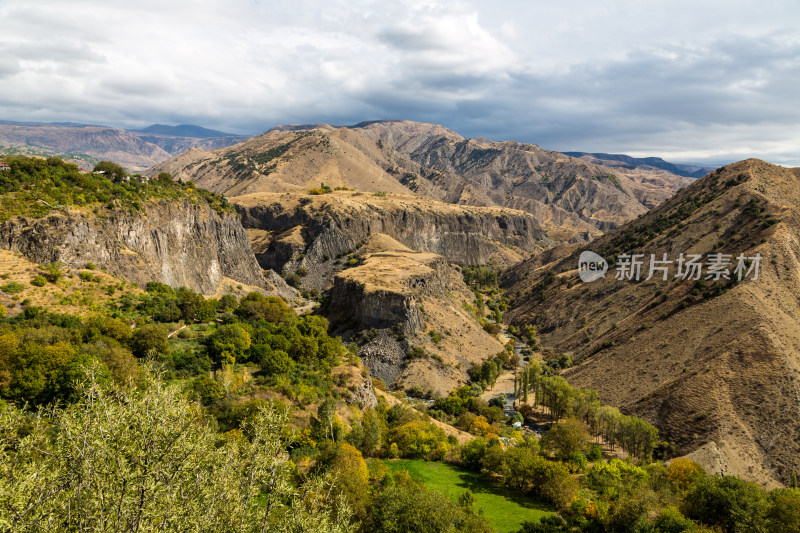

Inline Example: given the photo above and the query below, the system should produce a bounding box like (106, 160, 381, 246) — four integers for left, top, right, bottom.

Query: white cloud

(0, 0, 798, 164)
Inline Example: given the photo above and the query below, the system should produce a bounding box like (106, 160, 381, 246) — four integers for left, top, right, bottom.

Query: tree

(361, 408, 383, 457)
(219, 294, 238, 312)
(92, 160, 127, 181)
(0, 371, 354, 533)
(365, 472, 490, 533)
(542, 418, 591, 461)
(522, 368, 529, 404)
(527, 456, 578, 510)
(461, 437, 488, 471)
(235, 292, 295, 323)
(792, 469, 798, 490)
(130, 324, 170, 359)
(314, 396, 339, 442)
(315, 442, 370, 521)
(206, 323, 251, 365)
(388, 420, 449, 460)
(653, 506, 696, 533)
(259, 348, 293, 376)
(683, 475, 768, 533)
(665, 458, 705, 490)
(765, 488, 800, 533)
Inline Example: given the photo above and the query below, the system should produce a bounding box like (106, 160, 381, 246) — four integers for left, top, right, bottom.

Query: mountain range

(10, 117, 798, 486)
(0, 120, 246, 170)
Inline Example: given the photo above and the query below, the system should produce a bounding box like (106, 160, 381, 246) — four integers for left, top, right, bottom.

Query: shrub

(235, 292, 295, 323)
(1, 282, 25, 294)
(483, 323, 500, 335)
(31, 275, 47, 287)
(44, 262, 65, 283)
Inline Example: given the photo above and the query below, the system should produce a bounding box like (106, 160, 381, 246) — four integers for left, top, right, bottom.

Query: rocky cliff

(327, 235, 504, 393)
(234, 191, 551, 289)
(0, 199, 269, 296)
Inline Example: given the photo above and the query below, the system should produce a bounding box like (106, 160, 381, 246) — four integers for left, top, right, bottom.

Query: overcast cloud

(0, 0, 798, 164)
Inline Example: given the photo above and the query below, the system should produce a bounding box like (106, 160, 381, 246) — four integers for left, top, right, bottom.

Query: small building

(0, 162, 10, 171)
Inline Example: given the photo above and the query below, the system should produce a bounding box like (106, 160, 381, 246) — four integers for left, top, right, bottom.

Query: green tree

(652, 506, 696, 533)
(366, 472, 490, 533)
(219, 293, 238, 312)
(461, 437, 489, 471)
(0, 372, 354, 532)
(130, 324, 170, 359)
(542, 418, 591, 461)
(206, 323, 251, 365)
(93, 160, 127, 181)
(683, 475, 767, 533)
(361, 408, 383, 457)
(235, 292, 295, 323)
(259, 348, 293, 376)
(765, 488, 800, 533)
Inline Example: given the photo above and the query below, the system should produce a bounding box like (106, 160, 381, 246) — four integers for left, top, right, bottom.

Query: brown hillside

(503, 159, 800, 486)
(148, 121, 694, 243)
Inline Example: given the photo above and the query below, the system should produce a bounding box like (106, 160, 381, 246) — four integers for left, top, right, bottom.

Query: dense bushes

(0, 156, 232, 222)
(0, 373, 353, 533)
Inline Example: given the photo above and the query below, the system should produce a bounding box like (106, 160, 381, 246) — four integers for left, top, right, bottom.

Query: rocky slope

(353, 120, 691, 232)
(234, 191, 552, 289)
(0, 199, 291, 297)
(327, 234, 504, 393)
(502, 159, 800, 486)
(148, 121, 694, 243)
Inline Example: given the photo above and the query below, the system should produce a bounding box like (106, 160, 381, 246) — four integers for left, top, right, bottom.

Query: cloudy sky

(1, 0, 799, 164)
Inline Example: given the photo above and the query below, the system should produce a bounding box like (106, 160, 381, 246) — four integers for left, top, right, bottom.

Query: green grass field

(380, 459, 555, 533)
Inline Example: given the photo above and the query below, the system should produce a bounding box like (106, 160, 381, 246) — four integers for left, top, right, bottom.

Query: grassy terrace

(380, 459, 554, 533)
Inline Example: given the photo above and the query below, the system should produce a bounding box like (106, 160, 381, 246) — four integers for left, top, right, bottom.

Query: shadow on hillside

(450, 467, 552, 512)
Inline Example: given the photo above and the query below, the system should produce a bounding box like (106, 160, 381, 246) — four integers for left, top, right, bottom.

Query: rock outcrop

(0, 199, 267, 295)
(235, 191, 551, 289)
(327, 238, 505, 394)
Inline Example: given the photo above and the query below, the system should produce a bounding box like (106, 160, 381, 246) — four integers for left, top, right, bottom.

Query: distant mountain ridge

(151, 120, 697, 243)
(133, 123, 239, 138)
(564, 151, 716, 178)
(0, 120, 248, 170)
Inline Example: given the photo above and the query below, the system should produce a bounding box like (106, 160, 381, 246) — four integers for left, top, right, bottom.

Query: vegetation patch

(381, 459, 554, 533)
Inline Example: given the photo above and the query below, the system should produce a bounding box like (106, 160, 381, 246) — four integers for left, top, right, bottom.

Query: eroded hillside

(149, 120, 695, 243)
(327, 234, 505, 394)
(503, 159, 800, 486)
(234, 190, 552, 289)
